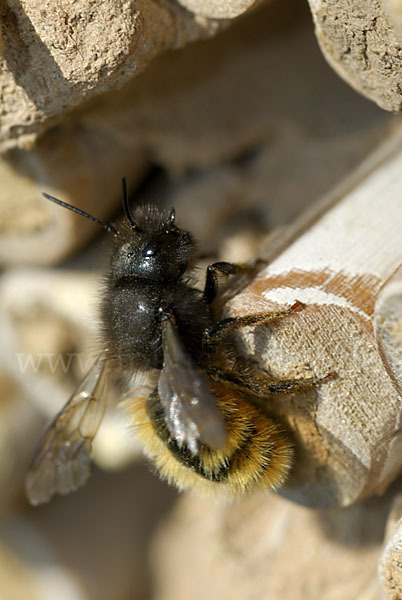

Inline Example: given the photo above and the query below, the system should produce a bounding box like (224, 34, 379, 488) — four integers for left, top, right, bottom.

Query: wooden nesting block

(176, 0, 265, 19)
(0, 0, 224, 152)
(379, 492, 402, 600)
(375, 264, 402, 397)
(0, 1, 389, 266)
(227, 131, 402, 508)
(307, 0, 402, 111)
(152, 491, 391, 600)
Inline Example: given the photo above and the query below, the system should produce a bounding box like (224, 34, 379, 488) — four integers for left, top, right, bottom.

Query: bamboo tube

(307, 0, 402, 111)
(228, 130, 402, 508)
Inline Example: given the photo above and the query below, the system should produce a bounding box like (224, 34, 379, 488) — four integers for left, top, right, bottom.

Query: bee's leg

(207, 367, 333, 397)
(203, 300, 305, 349)
(203, 262, 251, 304)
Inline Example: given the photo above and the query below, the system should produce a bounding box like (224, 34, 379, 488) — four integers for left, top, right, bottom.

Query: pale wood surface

(228, 130, 402, 507)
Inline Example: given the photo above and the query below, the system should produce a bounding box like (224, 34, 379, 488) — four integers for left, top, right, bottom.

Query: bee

(26, 179, 328, 505)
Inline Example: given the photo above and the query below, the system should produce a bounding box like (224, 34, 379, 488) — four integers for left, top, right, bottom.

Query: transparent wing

(158, 316, 227, 454)
(26, 357, 107, 506)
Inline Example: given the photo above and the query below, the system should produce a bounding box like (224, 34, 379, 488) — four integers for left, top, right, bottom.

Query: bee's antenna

(43, 192, 119, 236)
(122, 177, 143, 233)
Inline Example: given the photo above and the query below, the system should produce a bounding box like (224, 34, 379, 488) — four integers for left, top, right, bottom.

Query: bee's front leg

(202, 300, 306, 350)
(203, 262, 251, 304)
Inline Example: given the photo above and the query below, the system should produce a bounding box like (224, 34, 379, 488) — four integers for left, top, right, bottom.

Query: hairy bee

(26, 180, 327, 505)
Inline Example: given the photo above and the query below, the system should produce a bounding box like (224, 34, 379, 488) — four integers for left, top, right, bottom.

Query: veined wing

(158, 316, 227, 454)
(26, 357, 107, 505)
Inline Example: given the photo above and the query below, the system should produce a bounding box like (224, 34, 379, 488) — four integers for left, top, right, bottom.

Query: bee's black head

(42, 179, 196, 283)
(110, 204, 196, 282)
